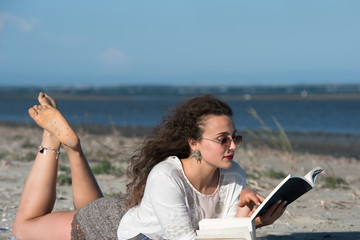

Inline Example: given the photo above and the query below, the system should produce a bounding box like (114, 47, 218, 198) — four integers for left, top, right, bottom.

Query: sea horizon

(1, 83, 359, 135)
(1, 83, 360, 97)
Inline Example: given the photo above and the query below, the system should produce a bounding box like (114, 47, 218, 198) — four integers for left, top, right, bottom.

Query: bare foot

(38, 92, 57, 109)
(37, 92, 60, 146)
(29, 105, 79, 149)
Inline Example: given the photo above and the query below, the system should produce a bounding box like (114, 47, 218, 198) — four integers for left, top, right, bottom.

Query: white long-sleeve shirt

(117, 156, 246, 240)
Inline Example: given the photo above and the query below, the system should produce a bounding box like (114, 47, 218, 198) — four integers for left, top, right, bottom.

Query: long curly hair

(122, 94, 233, 207)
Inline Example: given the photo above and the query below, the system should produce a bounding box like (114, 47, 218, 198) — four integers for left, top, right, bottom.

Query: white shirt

(117, 156, 246, 240)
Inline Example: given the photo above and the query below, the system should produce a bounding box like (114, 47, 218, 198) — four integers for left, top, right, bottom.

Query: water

(230, 99, 360, 134)
(0, 85, 359, 135)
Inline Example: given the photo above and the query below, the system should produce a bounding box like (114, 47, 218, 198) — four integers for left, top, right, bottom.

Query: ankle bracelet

(38, 145, 61, 160)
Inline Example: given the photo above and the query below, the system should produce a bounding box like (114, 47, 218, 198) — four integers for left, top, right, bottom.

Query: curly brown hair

(122, 94, 233, 207)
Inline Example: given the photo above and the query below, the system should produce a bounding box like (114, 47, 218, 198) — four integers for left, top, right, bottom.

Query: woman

(12, 93, 286, 240)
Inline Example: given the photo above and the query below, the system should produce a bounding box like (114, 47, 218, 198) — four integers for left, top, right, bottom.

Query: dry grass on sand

(0, 123, 359, 240)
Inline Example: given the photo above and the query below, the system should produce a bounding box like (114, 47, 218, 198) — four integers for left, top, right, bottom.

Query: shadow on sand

(259, 232, 360, 240)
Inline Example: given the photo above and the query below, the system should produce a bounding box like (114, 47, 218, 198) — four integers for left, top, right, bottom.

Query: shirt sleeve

(146, 170, 197, 240)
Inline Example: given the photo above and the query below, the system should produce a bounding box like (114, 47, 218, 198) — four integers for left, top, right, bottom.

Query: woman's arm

(147, 171, 198, 239)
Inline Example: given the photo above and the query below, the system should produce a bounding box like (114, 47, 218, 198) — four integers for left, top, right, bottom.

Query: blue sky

(0, 1, 359, 86)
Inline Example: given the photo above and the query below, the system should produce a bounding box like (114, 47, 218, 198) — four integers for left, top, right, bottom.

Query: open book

(195, 166, 323, 240)
(195, 217, 255, 240)
(250, 166, 323, 221)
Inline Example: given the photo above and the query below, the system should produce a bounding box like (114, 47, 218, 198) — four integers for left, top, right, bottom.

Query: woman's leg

(28, 96, 103, 208)
(13, 93, 103, 239)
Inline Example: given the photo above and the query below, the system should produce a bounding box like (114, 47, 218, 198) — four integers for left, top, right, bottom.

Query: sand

(0, 122, 359, 240)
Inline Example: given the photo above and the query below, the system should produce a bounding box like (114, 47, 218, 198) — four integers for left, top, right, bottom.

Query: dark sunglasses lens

(234, 135, 242, 146)
(221, 137, 230, 145)
(221, 135, 242, 147)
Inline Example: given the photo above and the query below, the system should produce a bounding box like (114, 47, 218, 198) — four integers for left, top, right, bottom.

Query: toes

(38, 92, 58, 109)
(28, 107, 39, 119)
(32, 105, 49, 112)
(45, 93, 57, 109)
(38, 92, 45, 102)
(38, 92, 50, 106)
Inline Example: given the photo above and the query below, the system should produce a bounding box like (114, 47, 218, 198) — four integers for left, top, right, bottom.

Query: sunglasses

(202, 135, 242, 148)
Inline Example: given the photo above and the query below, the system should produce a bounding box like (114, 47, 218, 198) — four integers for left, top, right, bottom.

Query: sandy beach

(0, 122, 359, 240)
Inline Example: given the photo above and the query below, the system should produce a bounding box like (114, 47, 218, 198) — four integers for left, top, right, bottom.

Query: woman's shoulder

(148, 156, 182, 178)
(224, 161, 244, 173)
(221, 161, 246, 183)
(145, 156, 186, 192)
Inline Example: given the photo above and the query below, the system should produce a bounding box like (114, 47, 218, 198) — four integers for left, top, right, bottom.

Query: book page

(304, 166, 323, 185)
(196, 226, 252, 240)
(198, 218, 253, 230)
(196, 218, 255, 240)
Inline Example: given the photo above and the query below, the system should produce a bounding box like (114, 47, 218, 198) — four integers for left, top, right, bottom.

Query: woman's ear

(188, 138, 198, 151)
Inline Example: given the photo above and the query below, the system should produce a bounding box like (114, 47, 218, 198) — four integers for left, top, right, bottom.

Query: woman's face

(197, 114, 238, 169)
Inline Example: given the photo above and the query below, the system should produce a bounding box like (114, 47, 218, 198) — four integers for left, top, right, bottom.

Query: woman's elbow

(12, 219, 25, 239)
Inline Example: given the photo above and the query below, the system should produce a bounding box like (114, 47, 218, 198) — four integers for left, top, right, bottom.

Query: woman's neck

(180, 157, 220, 195)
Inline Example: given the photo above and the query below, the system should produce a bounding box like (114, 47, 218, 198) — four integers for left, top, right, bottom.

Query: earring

(191, 149, 201, 163)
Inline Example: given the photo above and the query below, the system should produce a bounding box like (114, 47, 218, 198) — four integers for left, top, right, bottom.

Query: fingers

(248, 207, 257, 217)
(238, 188, 264, 208)
(257, 200, 287, 227)
(268, 200, 281, 215)
(257, 194, 265, 202)
(249, 193, 262, 204)
(250, 193, 265, 207)
(266, 200, 285, 217)
(271, 200, 287, 219)
(246, 193, 262, 207)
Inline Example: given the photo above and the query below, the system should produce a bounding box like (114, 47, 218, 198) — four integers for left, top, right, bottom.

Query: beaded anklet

(38, 145, 61, 160)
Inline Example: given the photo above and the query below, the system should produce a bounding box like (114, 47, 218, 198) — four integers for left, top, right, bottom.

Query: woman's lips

(224, 154, 234, 160)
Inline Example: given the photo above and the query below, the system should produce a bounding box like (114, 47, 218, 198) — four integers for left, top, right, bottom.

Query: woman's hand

(238, 188, 265, 211)
(236, 188, 265, 218)
(237, 188, 286, 228)
(255, 200, 287, 228)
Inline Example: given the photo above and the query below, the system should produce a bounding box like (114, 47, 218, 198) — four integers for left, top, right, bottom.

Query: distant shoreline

(1, 92, 360, 101)
(2, 121, 359, 160)
(222, 93, 360, 101)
